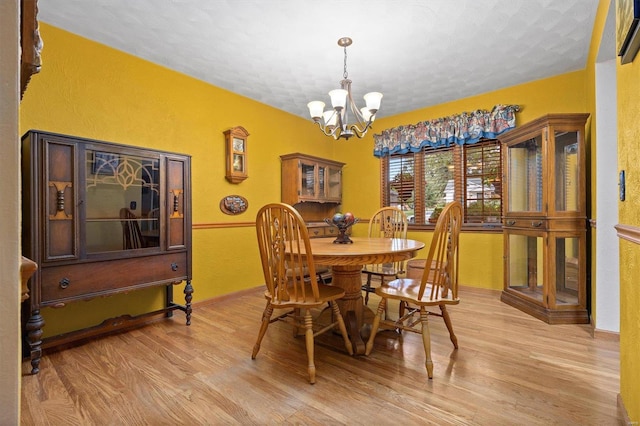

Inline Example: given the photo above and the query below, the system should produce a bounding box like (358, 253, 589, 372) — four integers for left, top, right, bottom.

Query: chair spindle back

(418, 201, 462, 301)
(256, 203, 320, 304)
(368, 207, 408, 239)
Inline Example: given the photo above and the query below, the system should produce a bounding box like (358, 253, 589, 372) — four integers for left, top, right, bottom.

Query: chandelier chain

(343, 45, 348, 80)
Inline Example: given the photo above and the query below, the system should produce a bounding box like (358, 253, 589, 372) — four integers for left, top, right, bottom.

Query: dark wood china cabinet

(21, 130, 193, 373)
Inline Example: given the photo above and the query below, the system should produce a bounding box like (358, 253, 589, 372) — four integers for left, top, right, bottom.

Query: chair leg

(252, 302, 273, 359)
(363, 273, 372, 305)
(365, 298, 387, 355)
(398, 300, 406, 319)
(440, 304, 458, 349)
(380, 277, 388, 319)
(303, 309, 316, 384)
(331, 302, 354, 355)
(292, 307, 302, 337)
(420, 307, 433, 379)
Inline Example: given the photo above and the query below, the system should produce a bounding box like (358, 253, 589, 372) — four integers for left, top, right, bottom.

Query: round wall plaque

(220, 195, 248, 215)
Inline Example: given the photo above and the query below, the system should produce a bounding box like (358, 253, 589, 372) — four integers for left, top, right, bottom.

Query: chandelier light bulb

(361, 107, 374, 122)
(329, 89, 348, 109)
(323, 110, 338, 128)
(307, 101, 325, 121)
(364, 92, 383, 112)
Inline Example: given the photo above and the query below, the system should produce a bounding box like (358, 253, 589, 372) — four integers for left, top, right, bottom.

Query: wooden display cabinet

(281, 153, 343, 204)
(280, 153, 344, 236)
(499, 114, 589, 324)
(21, 130, 193, 373)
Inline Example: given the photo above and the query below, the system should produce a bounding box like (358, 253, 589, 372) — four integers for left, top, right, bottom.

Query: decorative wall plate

(220, 195, 248, 215)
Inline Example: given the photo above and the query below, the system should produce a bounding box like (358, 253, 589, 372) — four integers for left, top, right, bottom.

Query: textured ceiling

(37, 0, 600, 120)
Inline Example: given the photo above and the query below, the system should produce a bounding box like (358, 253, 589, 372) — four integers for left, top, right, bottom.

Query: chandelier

(307, 37, 383, 140)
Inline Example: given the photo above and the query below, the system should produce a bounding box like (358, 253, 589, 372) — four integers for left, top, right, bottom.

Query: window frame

(381, 139, 503, 232)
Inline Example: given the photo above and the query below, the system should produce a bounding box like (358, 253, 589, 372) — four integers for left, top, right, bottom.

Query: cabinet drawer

(306, 224, 342, 238)
(40, 252, 188, 304)
(324, 226, 339, 237)
(308, 226, 326, 238)
(503, 218, 547, 230)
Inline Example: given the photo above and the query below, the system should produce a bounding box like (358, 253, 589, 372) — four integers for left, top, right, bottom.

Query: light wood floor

(21, 286, 620, 425)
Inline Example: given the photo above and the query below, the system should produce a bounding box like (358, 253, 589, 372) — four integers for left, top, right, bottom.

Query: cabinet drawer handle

(506, 220, 516, 226)
(532, 221, 543, 227)
(59, 277, 70, 289)
(171, 263, 179, 271)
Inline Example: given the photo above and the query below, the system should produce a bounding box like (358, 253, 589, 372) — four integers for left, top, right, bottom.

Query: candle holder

(324, 212, 359, 244)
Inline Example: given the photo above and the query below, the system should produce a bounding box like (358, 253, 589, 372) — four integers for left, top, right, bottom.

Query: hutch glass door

(85, 149, 161, 253)
(300, 161, 316, 198)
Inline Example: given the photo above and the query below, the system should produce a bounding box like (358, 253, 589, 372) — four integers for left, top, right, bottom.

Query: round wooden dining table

(306, 237, 425, 354)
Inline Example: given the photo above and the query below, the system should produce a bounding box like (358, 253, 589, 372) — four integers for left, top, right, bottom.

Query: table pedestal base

(332, 265, 367, 354)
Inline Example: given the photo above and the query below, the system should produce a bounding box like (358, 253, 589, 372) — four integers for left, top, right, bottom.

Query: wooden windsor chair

(365, 201, 462, 379)
(361, 207, 409, 305)
(252, 203, 353, 384)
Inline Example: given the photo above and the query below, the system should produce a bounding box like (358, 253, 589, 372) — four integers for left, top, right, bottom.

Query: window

(382, 139, 502, 228)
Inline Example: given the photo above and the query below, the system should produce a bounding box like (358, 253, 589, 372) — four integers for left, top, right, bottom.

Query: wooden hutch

(280, 153, 345, 238)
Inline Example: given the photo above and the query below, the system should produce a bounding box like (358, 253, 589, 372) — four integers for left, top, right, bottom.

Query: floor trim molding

(618, 393, 634, 425)
(193, 285, 262, 308)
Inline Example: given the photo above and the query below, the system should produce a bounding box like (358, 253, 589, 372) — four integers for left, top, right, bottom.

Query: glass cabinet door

(506, 233, 545, 305)
(554, 235, 581, 307)
(506, 232, 584, 309)
(85, 149, 161, 253)
(300, 162, 316, 197)
(317, 165, 326, 198)
(507, 135, 543, 214)
(553, 130, 580, 212)
(327, 166, 342, 200)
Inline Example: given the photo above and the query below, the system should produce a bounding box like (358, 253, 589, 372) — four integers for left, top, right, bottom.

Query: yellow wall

(19, 24, 337, 335)
(616, 2, 640, 419)
(584, 0, 640, 418)
(20, 23, 593, 337)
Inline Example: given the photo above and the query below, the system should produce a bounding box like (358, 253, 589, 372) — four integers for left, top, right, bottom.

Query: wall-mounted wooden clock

(224, 126, 249, 184)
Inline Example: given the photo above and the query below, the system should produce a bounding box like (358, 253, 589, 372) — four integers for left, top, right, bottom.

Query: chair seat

(375, 278, 459, 306)
(316, 266, 332, 284)
(362, 263, 402, 277)
(361, 207, 409, 306)
(287, 265, 332, 284)
(264, 282, 345, 309)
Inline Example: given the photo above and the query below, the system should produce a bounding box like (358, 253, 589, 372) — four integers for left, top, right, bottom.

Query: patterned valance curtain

(373, 104, 520, 157)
